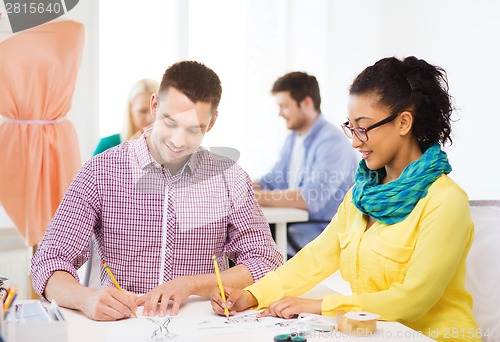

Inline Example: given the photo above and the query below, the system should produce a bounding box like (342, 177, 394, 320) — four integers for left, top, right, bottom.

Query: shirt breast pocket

(369, 234, 413, 286)
(338, 231, 355, 281)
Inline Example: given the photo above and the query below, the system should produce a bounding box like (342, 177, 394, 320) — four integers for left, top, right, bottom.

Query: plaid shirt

(31, 134, 282, 295)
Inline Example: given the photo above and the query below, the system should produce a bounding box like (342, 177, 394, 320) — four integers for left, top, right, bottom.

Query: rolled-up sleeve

(245, 195, 349, 307)
(31, 160, 100, 297)
(225, 166, 283, 281)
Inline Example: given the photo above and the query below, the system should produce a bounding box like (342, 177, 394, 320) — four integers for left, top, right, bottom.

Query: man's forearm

(44, 271, 93, 311)
(254, 189, 308, 209)
(187, 264, 254, 297)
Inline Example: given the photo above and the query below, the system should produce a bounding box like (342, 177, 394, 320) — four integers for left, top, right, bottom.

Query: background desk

(261, 207, 308, 259)
(40, 282, 434, 342)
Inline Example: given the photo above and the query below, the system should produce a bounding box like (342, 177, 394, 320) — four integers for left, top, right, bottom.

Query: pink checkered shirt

(31, 135, 282, 295)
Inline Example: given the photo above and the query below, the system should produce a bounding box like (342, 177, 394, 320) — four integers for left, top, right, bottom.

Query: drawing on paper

(147, 317, 177, 341)
(197, 312, 296, 331)
(274, 320, 297, 327)
(199, 312, 261, 330)
(223, 313, 260, 324)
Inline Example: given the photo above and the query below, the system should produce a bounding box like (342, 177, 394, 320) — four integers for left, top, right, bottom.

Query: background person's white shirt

(287, 133, 307, 189)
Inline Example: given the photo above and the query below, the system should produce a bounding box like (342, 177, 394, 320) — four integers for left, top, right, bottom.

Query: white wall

(322, 0, 500, 200)
(379, 0, 500, 199)
(67, 1, 100, 162)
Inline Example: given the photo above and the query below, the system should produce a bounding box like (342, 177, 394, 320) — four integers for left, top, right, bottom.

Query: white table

(11, 283, 434, 342)
(261, 207, 308, 260)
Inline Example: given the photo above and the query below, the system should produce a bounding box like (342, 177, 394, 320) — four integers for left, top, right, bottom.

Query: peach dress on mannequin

(0, 20, 84, 246)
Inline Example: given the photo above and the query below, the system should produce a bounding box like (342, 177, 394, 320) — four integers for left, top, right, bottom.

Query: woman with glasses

(211, 56, 479, 341)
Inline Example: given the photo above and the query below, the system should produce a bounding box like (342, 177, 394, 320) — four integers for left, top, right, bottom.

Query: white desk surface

(21, 283, 433, 342)
(261, 207, 308, 260)
(261, 207, 309, 224)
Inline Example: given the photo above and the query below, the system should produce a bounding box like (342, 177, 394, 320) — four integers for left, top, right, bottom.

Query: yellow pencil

(212, 254, 230, 320)
(102, 261, 137, 317)
(2, 287, 16, 313)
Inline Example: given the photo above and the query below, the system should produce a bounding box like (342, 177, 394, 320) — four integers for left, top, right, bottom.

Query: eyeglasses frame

(341, 112, 400, 142)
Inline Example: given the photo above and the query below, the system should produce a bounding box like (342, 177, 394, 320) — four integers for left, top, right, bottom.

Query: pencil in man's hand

(102, 261, 137, 318)
(212, 254, 230, 320)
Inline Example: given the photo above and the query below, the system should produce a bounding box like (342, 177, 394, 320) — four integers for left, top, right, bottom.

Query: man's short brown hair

(159, 61, 222, 112)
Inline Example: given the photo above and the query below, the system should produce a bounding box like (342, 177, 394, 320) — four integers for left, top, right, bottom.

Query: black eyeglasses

(341, 112, 399, 142)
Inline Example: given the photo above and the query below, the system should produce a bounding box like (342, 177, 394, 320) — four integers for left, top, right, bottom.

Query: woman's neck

(384, 141, 423, 183)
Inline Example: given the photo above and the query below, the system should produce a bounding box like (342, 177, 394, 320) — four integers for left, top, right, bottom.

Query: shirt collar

(161, 148, 205, 178)
(293, 114, 326, 148)
(185, 147, 204, 174)
(135, 130, 157, 170)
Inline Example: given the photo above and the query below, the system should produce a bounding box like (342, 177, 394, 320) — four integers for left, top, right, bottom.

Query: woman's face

(346, 94, 402, 171)
(130, 93, 153, 131)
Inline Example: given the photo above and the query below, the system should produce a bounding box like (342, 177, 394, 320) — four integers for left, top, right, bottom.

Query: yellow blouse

(246, 175, 479, 342)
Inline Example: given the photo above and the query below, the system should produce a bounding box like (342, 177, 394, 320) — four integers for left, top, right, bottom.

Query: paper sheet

(107, 308, 301, 341)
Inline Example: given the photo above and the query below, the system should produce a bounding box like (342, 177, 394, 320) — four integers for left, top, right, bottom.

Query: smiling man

(254, 72, 357, 257)
(31, 61, 282, 321)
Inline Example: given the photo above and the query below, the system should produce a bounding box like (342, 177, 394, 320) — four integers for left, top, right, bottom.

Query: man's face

(274, 91, 308, 131)
(148, 87, 217, 172)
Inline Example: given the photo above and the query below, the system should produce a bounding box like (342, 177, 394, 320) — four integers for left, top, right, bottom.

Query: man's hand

(210, 287, 257, 316)
(259, 296, 322, 319)
(43, 271, 137, 321)
(79, 287, 137, 321)
(136, 276, 193, 317)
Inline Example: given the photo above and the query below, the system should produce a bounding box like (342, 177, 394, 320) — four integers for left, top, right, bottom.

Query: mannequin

(0, 16, 84, 246)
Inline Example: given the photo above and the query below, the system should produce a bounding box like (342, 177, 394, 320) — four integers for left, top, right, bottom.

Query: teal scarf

(352, 144, 452, 224)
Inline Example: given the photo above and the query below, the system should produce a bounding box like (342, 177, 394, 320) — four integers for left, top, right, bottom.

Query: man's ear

(206, 111, 218, 132)
(399, 111, 413, 136)
(150, 93, 159, 120)
(299, 96, 314, 111)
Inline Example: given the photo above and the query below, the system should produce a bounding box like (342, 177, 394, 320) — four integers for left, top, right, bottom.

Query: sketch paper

(107, 308, 300, 341)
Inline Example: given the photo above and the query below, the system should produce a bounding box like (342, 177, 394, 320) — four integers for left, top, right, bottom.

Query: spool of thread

(298, 313, 336, 332)
(336, 311, 379, 336)
(274, 333, 291, 342)
(273, 333, 307, 342)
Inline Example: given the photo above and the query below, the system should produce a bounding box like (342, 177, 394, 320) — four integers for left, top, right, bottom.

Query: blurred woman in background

(93, 78, 158, 155)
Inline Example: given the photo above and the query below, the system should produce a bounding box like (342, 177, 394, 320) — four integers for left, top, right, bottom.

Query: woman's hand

(210, 287, 257, 316)
(259, 297, 322, 319)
